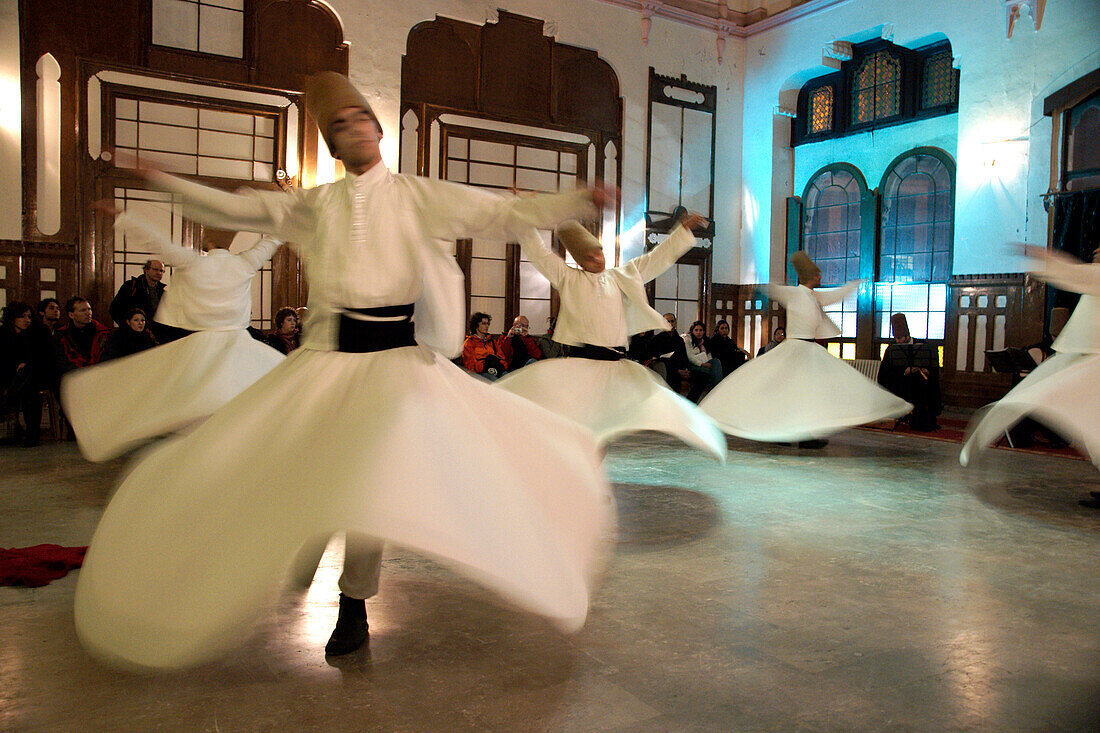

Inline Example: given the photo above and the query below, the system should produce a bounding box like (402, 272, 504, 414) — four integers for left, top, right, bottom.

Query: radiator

(846, 358, 881, 382)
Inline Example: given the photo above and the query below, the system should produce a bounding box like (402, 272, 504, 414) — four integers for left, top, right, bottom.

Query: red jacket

(497, 333, 542, 365)
(56, 321, 110, 372)
(462, 334, 508, 373)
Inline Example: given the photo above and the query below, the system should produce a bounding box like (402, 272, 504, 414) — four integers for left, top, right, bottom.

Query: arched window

(801, 165, 869, 357)
(875, 148, 955, 348)
(850, 50, 901, 125)
(879, 150, 954, 283)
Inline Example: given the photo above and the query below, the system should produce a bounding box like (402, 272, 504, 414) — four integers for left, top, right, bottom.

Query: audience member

(537, 316, 569, 359)
(1, 302, 52, 446)
(498, 315, 542, 371)
(36, 298, 61, 335)
(55, 297, 110, 374)
(101, 308, 158, 362)
(877, 313, 941, 431)
(647, 312, 691, 392)
(758, 326, 785, 355)
(708, 320, 749, 376)
(461, 312, 508, 379)
(682, 320, 724, 402)
(110, 259, 166, 328)
(267, 308, 301, 355)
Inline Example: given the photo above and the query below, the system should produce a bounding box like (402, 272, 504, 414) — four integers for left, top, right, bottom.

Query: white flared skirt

(61, 330, 284, 462)
(699, 339, 912, 442)
(496, 357, 727, 461)
(74, 345, 614, 670)
(960, 352, 1100, 467)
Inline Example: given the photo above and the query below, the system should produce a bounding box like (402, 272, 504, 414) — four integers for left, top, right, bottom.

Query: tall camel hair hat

(303, 72, 379, 156)
(555, 220, 602, 262)
(790, 250, 821, 283)
(890, 313, 911, 341)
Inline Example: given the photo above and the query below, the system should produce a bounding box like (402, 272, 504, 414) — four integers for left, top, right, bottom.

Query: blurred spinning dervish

(496, 212, 727, 461)
(74, 71, 616, 670)
(63, 207, 284, 461)
(961, 244, 1100, 476)
(699, 250, 910, 446)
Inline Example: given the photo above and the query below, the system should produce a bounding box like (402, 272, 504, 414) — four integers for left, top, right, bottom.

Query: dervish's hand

(107, 149, 173, 187)
(677, 211, 708, 232)
(92, 199, 123, 216)
(586, 179, 619, 211)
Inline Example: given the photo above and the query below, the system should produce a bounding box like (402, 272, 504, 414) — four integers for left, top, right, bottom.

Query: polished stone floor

(2, 429, 1099, 732)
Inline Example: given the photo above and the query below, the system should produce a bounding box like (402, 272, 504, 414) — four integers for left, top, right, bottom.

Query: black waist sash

(336, 304, 417, 353)
(570, 343, 626, 361)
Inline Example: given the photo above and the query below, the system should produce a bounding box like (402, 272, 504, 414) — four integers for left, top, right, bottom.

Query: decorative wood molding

(597, 0, 853, 39)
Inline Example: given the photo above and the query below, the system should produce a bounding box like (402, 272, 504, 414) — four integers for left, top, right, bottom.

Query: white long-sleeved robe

(961, 254, 1100, 466)
(73, 165, 615, 671)
(495, 225, 727, 460)
(699, 280, 910, 442)
(61, 213, 284, 461)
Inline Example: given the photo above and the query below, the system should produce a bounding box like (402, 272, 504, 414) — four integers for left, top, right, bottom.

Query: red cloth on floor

(0, 544, 87, 587)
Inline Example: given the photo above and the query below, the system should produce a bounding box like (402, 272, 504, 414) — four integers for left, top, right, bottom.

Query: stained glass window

(851, 51, 901, 125)
(809, 86, 833, 134)
(879, 152, 953, 283)
(921, 51, 958, 110)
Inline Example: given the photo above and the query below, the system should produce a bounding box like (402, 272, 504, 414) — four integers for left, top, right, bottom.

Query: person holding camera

(461, 312, 509, 379)
(498, 315, 543, 372)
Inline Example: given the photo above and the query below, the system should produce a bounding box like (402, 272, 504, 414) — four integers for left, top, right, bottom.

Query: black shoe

(1078, 498, 1100, 510)
(325, 593, 369, 656)
(797, 439, 828, 449)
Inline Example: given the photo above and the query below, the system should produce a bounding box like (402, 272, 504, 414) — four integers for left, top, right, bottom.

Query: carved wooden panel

(401, 12, 622, 137)
(941, 273, 1045, 407)
(403, 21, 478, 111)
(0, 240, 79, 312)
(479, 12, 552, 122)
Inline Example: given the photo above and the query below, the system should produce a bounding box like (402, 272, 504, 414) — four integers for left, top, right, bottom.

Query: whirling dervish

(73, 72, 616, 671)
(495, 213, 727, 461)
(961, 244, 1100, 468)
(699, 250, 910, 445)
(62, 207, 284, 461)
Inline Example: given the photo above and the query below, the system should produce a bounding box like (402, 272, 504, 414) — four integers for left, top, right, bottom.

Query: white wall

(328, 0, 744, 272)
(0, 1, 21, 240)
(793, 114, 958, 200)
(740, 0, 1100, 284)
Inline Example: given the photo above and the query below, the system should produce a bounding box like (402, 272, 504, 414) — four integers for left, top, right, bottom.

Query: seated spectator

(758, 326, 785, 355)
(110, 259, 166, 331)
(267, 308, 300, 355)
(647, 312, 691, 393)
(462, 312, 507, 380)
(682, 320, 724, 402)
(1, 302, 52, 446)
(56, 297, 110, 375)
(877, 313, 941, 431)
(708, 320, 749, 376)
(498, 315, 542, 372)
(102, 308, 158, 362)
(36, 297, 61, 336)
(537, 316, 569, 359)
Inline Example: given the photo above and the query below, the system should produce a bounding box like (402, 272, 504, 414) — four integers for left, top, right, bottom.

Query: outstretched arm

(142, 168, 315, 245)
(1022, 244, 1100, 296)
(814, 279, 863, 307)
(515, 228, 569, 289)
(631, 213, 708, 283)
(238, 236, 283, 271)
(407, 177, 610, 243)
(103, 205, 199, 269)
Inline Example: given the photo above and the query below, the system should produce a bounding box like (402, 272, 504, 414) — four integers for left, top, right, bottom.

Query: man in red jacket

(55, 297, 110, 374)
